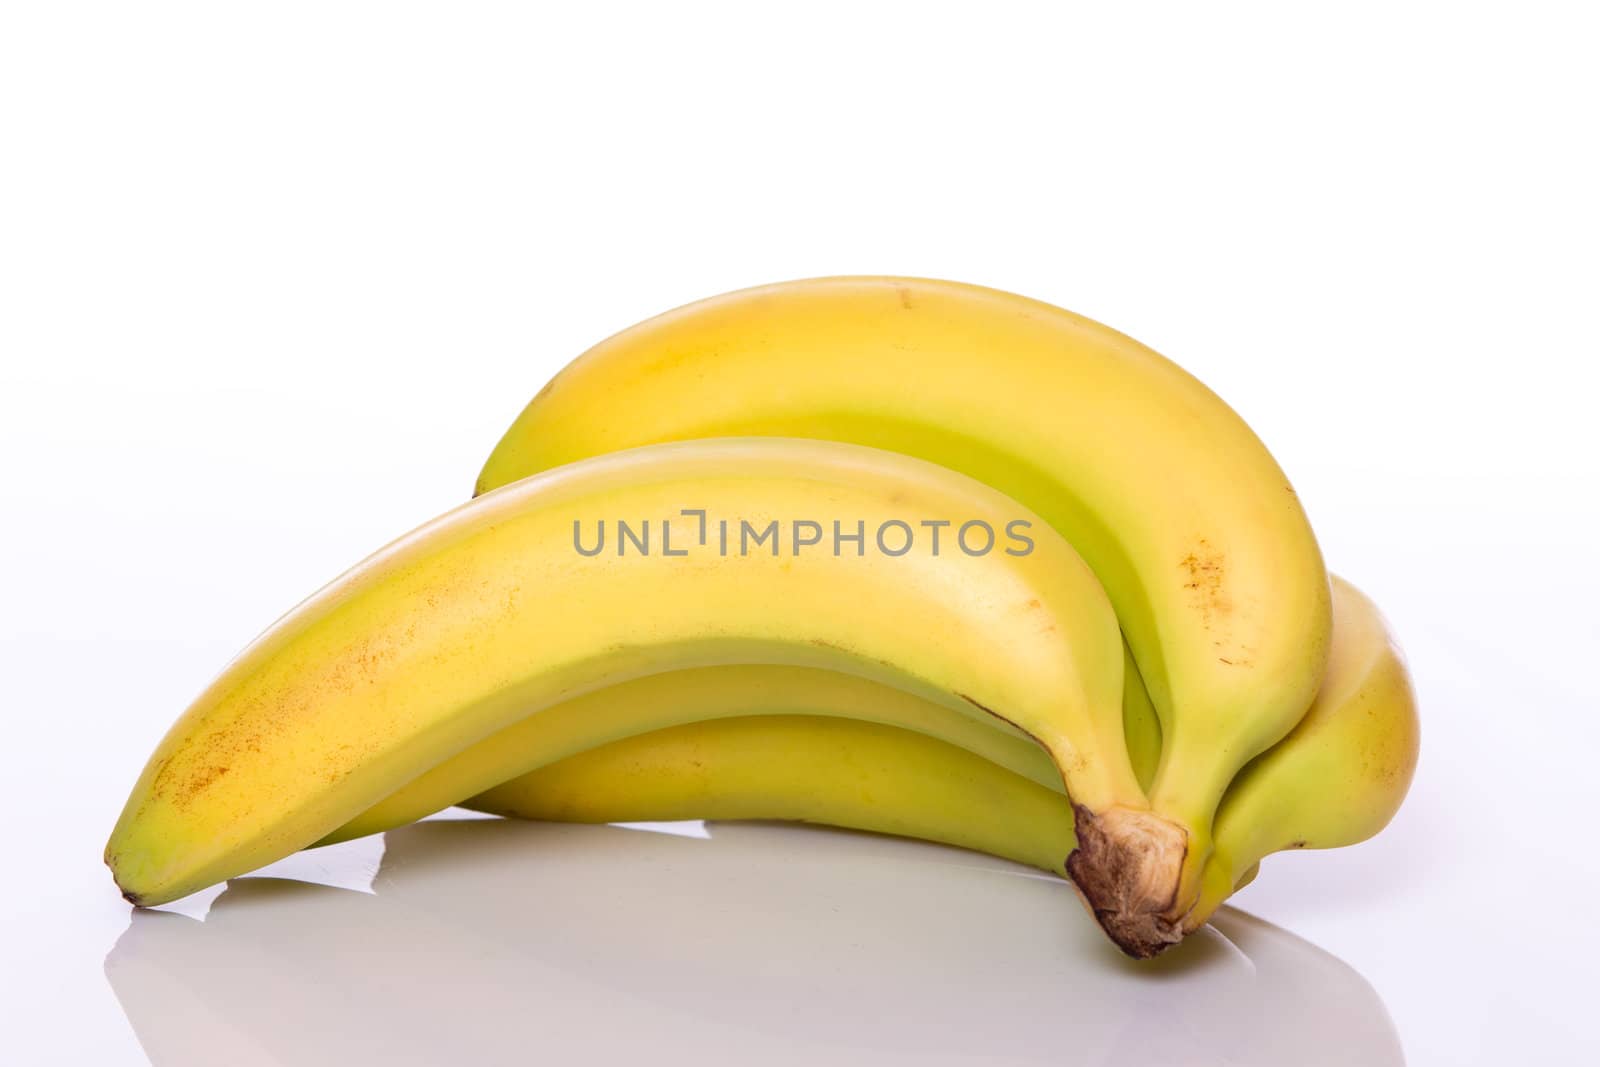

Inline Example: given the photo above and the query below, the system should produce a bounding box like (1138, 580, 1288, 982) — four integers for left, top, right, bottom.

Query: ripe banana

(472, 577, 1415, 927)
(109, 437, 1180, 952)
(476, 275, 1331, 922)
(481, 714, 1085, 874)
(317, 639, 1160, 845)
(1183, 576, 1419, 930)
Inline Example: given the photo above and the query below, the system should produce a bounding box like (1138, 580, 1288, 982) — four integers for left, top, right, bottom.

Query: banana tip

(106, 854, 148, 908)
(1065, 804, 1188, 959)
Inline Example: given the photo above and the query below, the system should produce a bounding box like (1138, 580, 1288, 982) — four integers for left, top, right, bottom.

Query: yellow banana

(1183, 576, 1419, 929)
(479, 714, 1083, 874)
(477, 276, 1331, 919)
(319, 639, 1159, 845)
(109, 437, 1181, 952)
(473, 577, 1415, 926)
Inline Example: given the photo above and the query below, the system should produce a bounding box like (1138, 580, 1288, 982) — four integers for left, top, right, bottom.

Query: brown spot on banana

(1178, 539, 1231, 626)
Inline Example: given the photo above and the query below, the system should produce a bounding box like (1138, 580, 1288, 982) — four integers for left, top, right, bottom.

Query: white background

(3, 2, 1596, 1063)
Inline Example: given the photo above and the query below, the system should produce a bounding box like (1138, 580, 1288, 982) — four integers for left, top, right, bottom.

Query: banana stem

(1063, 805, 1189, 958)
(1182, 849, 1246, 934)
(1146, 764, 1225, 934)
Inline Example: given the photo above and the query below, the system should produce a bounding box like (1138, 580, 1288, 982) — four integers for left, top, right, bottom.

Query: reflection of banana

(104, 819, 1406, 1066)
(109, 438, 1179, 952)
(477, 276, 1332, 922)
(322, 640, 1160, 845)
(476, 577, 1415, 928)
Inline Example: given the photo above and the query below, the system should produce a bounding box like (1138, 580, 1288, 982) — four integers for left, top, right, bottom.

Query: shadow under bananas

(105, 818, 1403, 1067)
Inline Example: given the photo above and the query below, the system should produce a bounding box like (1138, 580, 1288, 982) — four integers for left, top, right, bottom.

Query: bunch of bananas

(106, 277, 1419, 959)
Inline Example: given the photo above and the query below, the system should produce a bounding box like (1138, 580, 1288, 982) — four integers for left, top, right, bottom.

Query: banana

(1182, 576, 1419, 930)
(109, 437, 1183, 953)
(480, 714, 1084, 875)
(316, 666, 1064, 844)
(476, 276, 1331, 919)
(472, 577, 1415, 927)
(317, 640, 1160, 845)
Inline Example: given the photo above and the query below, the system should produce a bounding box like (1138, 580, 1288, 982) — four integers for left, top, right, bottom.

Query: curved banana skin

(108, 438, 1174, 950)
(1182, 576, 1419, 930)
(321, 666, 1064, 843)
(473, 577, 1414, 926)
(479, 714, 1084, 874)
(319, 640, 1161, 845)
(476, 275, 1331, 917)
(470, 716, 1253, 891)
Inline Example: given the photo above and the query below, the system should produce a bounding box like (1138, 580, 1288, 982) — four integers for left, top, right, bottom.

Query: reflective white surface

(104, 819, 1402, 1067)
(4, 3, 1599, 1063)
